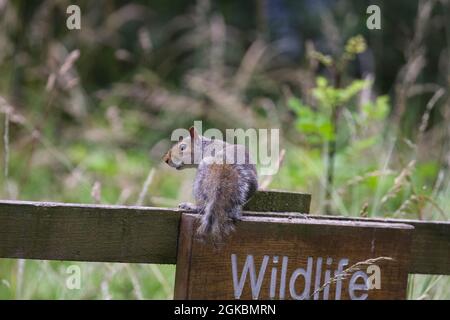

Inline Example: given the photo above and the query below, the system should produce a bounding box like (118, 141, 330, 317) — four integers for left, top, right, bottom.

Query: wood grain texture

(174, 214, 195, 299)
(244, 190, 311, 213)
(247, 212, 450, 275)
(0, 200, 448, 276)
(310, 215, 450, 275)
(175, 214, 413, 300)
(0, 200, 180, 264)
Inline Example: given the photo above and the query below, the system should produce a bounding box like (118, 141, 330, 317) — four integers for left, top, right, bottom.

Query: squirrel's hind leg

(229, 205, 242, 222)
(178, 202, 201, 213)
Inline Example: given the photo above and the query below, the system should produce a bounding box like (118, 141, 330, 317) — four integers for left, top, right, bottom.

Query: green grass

(0, 259, 175, 299)
(0, 0, 448, 300)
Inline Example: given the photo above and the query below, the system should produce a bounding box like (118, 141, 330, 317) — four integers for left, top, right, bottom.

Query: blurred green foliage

(0, 0, 448, 300)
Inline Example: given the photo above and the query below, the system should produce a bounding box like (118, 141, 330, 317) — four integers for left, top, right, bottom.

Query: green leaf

(362, 95, 390, 120)
(339, 80, 368, 103)
(316, 77, 328, 87)
(287, 97, 304, 114)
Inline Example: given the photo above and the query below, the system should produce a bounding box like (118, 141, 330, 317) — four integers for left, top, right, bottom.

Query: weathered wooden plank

(0, 200, 181, 264)
(0, 190, 311, 264)
(244, 190, 311, 213)
(311, 215, 450, 275)
(0, 200, 448, 276)
(245, 212, 450, 275)
(174, 212, 195, 299)
(175, 214, 413, 300)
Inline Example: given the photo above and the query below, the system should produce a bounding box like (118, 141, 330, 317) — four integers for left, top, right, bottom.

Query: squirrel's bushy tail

(197, 199, 241, 243)
(194, 159, 258, 243)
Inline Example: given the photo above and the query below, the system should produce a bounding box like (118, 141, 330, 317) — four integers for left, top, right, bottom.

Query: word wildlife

(231, 254, 374, 300)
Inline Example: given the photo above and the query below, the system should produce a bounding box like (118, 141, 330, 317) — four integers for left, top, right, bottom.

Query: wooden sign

(175, 214, 413, 300)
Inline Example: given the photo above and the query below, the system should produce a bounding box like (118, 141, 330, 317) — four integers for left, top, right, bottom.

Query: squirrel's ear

(189, 126, 199, 140)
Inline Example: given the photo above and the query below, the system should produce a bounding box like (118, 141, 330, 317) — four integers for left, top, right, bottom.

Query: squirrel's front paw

(178, 202, 199, 212)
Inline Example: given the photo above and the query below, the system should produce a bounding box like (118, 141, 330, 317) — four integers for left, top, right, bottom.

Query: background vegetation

(0, 0, 448, 299)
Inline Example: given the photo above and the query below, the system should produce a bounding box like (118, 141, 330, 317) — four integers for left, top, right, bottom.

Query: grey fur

(189, 137, 258, 242)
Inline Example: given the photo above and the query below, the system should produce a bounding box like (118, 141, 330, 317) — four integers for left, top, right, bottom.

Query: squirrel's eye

(179, 143, 187, 151)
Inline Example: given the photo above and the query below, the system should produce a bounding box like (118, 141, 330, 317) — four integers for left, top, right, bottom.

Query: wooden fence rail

(0, 198, 448, 275)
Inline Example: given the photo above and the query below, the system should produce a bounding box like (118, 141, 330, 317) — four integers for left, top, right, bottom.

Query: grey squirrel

(163, 127, 258, 242)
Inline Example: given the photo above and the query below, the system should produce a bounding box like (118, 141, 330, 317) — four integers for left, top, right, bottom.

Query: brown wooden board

(175, 214, 413, 300)
(309, 215, 450, 275)
(0, 200, 448, 276)
(246, 212, 450, 275)
(0, 200, 180, 264)
(244, 190, 311, 213)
